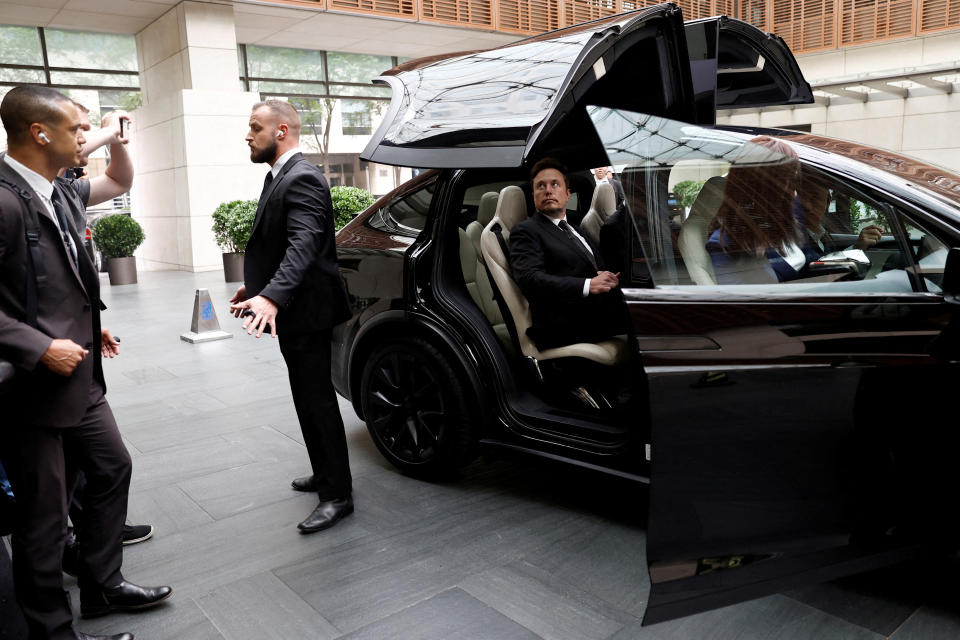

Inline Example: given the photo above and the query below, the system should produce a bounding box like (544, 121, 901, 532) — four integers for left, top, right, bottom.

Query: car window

(588, 108, 928, 295)
(368, 180, 436, 237)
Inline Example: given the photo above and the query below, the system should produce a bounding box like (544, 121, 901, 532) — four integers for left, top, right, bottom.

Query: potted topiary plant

(211, 199, 257, 282)
(92, 214, 145, 285)
(330, 186, 376, 231)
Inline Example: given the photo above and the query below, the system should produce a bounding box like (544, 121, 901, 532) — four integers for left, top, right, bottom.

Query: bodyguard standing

(0, 86, 171, 640)
(230, 100, 354, 533)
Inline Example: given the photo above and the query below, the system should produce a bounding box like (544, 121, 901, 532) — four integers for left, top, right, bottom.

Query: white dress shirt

(271, 147, 302, 179)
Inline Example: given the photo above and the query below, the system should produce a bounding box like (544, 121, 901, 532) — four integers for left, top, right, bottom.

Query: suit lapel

(251, 153, 304, 238)
(0, 162, 88, 296)
(537, 213, 596, 272)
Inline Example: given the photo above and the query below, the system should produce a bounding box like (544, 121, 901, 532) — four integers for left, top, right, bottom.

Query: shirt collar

(271, 147, 301, 178)
(539, 211, 566, 226)
(3, 153, 54, 202)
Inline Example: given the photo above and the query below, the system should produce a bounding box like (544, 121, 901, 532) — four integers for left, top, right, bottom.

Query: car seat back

(678, 175, 725, 285)
(580, 182, 616, 246)
(466, 191, 498, 258)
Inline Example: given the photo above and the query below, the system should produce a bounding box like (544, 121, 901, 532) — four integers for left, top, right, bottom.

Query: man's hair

(529, 157, 569, 189)
(252, 99, 301, 134)
(0, 85, 73, 145)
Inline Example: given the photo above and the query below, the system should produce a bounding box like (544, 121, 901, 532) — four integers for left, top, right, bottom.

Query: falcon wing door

(360, 4, 696, 169)
(685, 16, 814, 124)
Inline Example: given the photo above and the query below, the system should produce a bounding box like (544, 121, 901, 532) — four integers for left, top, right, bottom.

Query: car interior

(441, 167, 645, 444)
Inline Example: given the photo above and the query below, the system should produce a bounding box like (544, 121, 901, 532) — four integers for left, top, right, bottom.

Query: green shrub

(92, 214, 145, 259)
(330, 186, 375, 230)
(211, 199, 257, 254)
(672, 179, 707, 210)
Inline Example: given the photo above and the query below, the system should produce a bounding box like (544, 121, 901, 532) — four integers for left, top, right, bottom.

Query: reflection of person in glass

(706, 136, 803, 284)
(797, 170, 884, 255)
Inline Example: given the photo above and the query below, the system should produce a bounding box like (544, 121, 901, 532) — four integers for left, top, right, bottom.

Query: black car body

(332, 5, 960, 624)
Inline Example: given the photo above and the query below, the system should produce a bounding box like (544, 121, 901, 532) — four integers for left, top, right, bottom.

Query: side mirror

(942, 247, 960, 303)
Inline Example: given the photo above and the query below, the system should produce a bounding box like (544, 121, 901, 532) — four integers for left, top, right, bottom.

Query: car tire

(360, 337, 476, 477)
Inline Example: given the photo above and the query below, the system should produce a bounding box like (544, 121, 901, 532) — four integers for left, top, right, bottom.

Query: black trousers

(0, 382, 131, 640)
(279, 329, 352, 501)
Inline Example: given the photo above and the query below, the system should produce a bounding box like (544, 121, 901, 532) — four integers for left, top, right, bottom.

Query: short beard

(250, 138, 278, 164)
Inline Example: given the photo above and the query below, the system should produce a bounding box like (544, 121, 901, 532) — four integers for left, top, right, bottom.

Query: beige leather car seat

(479, 185, 626, 375)
(579, 182, 617, 246)
(459, 228, 511, 354)
(466, 191, 498, 257)
(678, 175, 726, 285)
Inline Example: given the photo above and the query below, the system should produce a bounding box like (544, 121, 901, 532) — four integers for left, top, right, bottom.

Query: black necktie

(261, 171, 273, 196)
(558, 219, 597, 270)
(51, 189, 78, 265)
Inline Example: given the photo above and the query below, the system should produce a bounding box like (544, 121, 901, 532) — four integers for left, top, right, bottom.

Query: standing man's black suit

(0, 159, 131, 639)
(240, 148, 353, 523)
(510, 212, 626, 349)
(0, 87, 168, 640)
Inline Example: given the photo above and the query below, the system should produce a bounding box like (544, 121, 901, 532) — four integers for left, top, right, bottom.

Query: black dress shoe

(76, 632, 135, 640)
(291, 475, 319, 492)
(297, 498, 354, 534)
(80, 581, 173, 618)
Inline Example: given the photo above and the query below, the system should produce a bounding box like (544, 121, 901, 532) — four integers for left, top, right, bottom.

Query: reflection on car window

(587, 108, 928, 295)
(369, 180, 436, 237)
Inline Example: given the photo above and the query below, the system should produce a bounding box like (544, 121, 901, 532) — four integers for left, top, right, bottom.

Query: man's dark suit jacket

(0, 158, 104, 427)
(244, 153, 350, 333)
(509, 212, 625, 349)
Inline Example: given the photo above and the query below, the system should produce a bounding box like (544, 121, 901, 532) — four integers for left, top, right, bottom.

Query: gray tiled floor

(4, 269, 960, 639)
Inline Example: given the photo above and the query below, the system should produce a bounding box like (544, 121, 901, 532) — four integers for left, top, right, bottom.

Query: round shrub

(330, 186, 375, 230)
(92, 214, 145, 259)
(211, 199, 257, 254)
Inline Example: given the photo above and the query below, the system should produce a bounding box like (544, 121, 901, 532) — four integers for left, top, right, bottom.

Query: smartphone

(119, 117, 126, 138)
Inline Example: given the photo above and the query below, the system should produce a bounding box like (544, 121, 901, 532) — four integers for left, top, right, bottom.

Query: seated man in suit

(509, 158, 628, 350)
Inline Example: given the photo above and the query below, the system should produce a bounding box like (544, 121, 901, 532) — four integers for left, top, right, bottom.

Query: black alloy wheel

(360, 337, 476, 477)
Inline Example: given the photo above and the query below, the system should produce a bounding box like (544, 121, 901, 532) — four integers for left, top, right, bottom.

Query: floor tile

(196, 572, 340, 640)
(459, 561, 628, 640)
(341, 588, 543, 640)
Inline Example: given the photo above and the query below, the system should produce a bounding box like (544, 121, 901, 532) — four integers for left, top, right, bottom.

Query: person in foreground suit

(230, 100, 353, 534)
(510, 158, 628, 350)
(0, 86, 171, 640)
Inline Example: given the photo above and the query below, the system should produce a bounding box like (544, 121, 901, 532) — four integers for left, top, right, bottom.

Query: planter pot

(222, 252, 244, 283)
(107, 256, 137, 285)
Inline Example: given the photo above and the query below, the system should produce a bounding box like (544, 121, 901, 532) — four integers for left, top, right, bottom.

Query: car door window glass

(368, 181, 436, 237)
(587, 107, 920, 294)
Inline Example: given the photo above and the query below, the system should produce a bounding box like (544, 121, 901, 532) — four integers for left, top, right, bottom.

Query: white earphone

(38, 132, 50, 143)
(275, 131, 282, 138)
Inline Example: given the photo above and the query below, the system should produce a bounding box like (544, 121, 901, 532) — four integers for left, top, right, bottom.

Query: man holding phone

(230, 100, 354, 534)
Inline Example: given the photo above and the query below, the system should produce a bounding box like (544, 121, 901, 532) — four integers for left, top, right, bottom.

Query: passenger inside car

(509, 158, 630, 350)
(706, 136, 804, 284)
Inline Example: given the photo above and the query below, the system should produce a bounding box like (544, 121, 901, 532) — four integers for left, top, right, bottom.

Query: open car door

(360, 4, 696, 170)
(586, 106, 960, 625)
(685, 16, 814, 125)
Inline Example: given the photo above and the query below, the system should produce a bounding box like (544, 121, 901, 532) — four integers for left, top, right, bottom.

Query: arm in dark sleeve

(260, 171, 331, 307)
(509, 223, 586, 302)
(0, 198, 52, 371)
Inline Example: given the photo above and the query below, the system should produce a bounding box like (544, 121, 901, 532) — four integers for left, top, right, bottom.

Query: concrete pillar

(133, 1, 263, 272)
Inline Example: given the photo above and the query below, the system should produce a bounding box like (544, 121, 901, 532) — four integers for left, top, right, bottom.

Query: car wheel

(360, 337, 476, 477)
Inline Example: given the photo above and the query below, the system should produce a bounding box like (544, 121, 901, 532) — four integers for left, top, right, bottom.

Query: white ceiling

(0, 0, 518, 59)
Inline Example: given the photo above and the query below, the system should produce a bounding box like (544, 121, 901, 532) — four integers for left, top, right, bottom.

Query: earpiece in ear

(38, 132, 51, 143)
(275, 131, 282, 138)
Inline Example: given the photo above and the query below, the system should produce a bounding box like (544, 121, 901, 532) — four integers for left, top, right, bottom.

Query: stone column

(133, 1, 263, 272)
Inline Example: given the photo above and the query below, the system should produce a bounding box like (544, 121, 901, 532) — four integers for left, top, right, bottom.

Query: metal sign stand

(180, 288, 233, 343)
